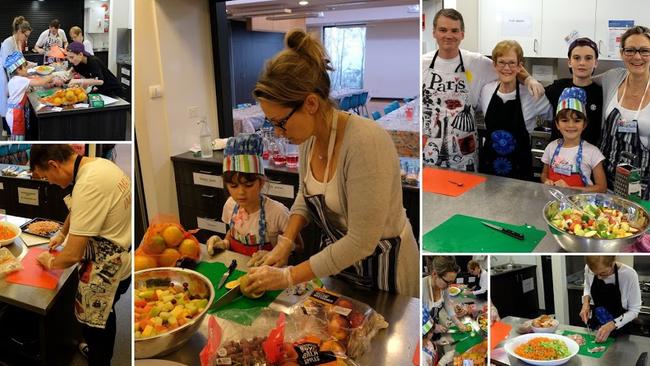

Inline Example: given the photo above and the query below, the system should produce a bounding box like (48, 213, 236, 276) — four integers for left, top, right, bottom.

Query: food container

(88, 94, 104, 108)
(0, 222, 21, 247)
(504, 333, 579, 366)
(134, 267, 215, 359)
(543, 193, 649, 252)
(531, 319, 559, 333)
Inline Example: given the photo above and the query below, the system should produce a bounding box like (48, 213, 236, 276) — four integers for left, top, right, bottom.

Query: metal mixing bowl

(543, 193, 649, 252)
(134, 267, 215, 359)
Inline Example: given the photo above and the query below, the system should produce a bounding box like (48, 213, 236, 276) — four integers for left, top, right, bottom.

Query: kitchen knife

(210, 284, 242, 311)
(217, 259, 237, 290)
(481, 221, 525, 240)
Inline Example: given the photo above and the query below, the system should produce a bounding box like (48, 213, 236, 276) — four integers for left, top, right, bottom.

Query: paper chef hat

(223, 133, 265, 175)
(557, 87, 587, 115)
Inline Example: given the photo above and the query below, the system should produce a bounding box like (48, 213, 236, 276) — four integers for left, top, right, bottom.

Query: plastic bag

(135, 215, 201, 271)
(452, 340, 487, 366)
(0, 247, 22, 277)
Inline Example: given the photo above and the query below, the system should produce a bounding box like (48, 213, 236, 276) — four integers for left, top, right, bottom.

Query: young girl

(3, 51, 53, 140)
(541, 87, 607, 192)
(207, 133, 294, 263)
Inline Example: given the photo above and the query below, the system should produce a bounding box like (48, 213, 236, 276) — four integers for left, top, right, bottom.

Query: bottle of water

(199, 118, 213, 158)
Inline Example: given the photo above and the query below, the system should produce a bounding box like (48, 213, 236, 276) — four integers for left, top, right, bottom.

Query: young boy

(3, 51, 53, 140)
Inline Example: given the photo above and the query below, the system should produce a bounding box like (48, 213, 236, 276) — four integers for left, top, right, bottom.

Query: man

(32, 144, 131, 366)
(545, 37, 603, 146)
(422, 8, 544, 171)
(34, 19, 68, 54)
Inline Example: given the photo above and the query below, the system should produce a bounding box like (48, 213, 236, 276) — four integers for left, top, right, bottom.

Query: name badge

(617, 119, 638, 133)
(553, 163, 573, 176)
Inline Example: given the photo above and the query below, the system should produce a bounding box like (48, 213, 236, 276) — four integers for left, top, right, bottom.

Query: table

(0, 215, 80, 366)
(491, 316, 650, 366)
(27, 90, 130, 140)
(232, 104, 264, 135)
(377, 100, 419, 158)
(422, 172, 581, 253)
(155, 249, 419, 366)
(330, 88, 367, 102)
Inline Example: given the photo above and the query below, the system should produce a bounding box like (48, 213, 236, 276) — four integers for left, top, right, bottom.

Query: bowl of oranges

(40, 87, 88, 107)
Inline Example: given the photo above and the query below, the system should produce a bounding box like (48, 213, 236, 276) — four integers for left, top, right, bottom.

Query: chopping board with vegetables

(423, 214, 545, 253)
(5, 248, 63, 290)
(195, 261, 281, 326)
(448, 325, 483, 354)
(560, 330, 614, 358)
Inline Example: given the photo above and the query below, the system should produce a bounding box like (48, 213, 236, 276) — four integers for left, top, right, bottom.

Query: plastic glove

(206, 236, 229, 256)
(246, 265, 293, 293)
(524, 76, 545, 98)
(433, 323, 448, 334)
(438, 350, 456, 366)
(259, 235, 294, 267)
(48, 231, 65, 250)
(37, 251, 55, 270)
(595, 321, 616, 343)
(247, 250, 270, 267)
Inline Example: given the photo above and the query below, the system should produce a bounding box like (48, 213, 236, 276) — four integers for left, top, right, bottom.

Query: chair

(359, 92, 369, 117)
(339, 96, 352, 111)
(349, 93, 360, 114)
(372, 111, 381, 120)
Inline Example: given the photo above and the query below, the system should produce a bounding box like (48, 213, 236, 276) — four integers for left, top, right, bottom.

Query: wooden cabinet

(491, 265, 539, 319)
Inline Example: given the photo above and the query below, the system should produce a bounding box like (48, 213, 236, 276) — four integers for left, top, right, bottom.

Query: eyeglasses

(622, 48, 650, 57)
(496, 60, 519, 69)
(437, 274, 455, 286)
(265, 104, 301, 131)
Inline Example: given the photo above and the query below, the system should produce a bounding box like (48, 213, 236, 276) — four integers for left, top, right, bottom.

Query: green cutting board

(560, 330, 614, 358)
(423, 214, 546, 253)
(629, 196, 650, 213)
(448, 325, 483, 354)
(195, 261, 282, 326)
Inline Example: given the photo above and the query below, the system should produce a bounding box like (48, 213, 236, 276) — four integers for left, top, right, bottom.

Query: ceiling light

(266, 11, 324, 20)
(229, 8, 292, 17)
(298, 1, 309, 5)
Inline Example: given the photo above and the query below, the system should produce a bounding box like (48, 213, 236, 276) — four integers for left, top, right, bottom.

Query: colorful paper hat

(223, 133, 265, 175)
(557, 87, 587, 114)
(3, 51, 26, 74)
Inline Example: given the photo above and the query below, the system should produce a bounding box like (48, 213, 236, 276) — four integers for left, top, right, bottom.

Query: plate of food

(448, 286, 462, 296)
(478, 312, 488, 332)
(504, 333, 579, 366)
(531, 314, 559, 333)
(35, 65, 54, 76)
(20, 218, 62, 239)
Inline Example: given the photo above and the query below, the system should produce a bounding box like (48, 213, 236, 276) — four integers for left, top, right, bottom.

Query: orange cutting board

(490, 321, 512, 350)
(422, 167, 486, 196)
(5, 248, 63, 290)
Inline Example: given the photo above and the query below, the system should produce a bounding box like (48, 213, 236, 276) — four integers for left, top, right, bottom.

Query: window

(323, 26, 366, 90)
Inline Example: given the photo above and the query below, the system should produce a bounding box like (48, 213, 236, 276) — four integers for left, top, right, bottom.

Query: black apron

(303, 112, 400, 293)
(474, 270, 487, 301)
(480, 83, 533, 181)
(588, 264, 630, 335)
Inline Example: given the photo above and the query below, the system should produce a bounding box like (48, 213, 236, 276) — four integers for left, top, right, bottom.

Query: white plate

(35, 66, 54, 76)
(0, 222, 21, 247)
(504, 333, 579, 366)
(134, 360, 187, 366)
(448, 287, 461, 296)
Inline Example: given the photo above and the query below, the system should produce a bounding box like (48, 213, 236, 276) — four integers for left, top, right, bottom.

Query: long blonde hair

(12, 16, 31, 34)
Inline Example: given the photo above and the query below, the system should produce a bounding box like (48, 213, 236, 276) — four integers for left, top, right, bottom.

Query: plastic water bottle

(199, 118, 213, 159)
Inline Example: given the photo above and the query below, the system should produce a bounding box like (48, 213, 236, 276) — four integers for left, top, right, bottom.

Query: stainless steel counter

(156, 249, 419, 365)
(422, 172, 580, 253)
(491, 316, 650, 366)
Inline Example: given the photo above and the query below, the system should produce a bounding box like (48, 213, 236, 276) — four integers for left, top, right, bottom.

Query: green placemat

(423, 214, 546, 253)
(34, 89, 55, 98)
(195, 261, 282, 326)
(560, 330, 614, 358)
(448, 325, 483, 354)
(629, 196, 650, 212)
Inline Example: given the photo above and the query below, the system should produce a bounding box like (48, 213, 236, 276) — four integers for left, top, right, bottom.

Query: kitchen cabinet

(0, 168, 69, 222)
(87, 6, 106, 34)
(491, 265, 539, 319)
(540, 0, 596, 58)
(117, 62, 132, 103)
(478, 0, 543, 57)
(594, 0, 650, 60)
(567, 287, 584, 326)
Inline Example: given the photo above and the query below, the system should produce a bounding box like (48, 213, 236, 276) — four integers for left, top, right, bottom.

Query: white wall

(135, 0, 218, 221)
(108, 0, 131, 74)
(423, 0, 479, 54)
(85, 0, 109, 50)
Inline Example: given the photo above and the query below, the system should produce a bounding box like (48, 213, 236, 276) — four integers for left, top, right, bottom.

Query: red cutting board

(422, 167, 486, 196)
(5, 248, 63, 290)
(490, 321, 512, 351)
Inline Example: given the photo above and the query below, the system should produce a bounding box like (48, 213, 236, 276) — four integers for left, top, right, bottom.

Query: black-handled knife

(217, 259, 237, 289)
(481, 221, 525, 240)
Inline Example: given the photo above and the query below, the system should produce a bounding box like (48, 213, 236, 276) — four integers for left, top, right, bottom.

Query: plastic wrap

(0, 248, 22, 277)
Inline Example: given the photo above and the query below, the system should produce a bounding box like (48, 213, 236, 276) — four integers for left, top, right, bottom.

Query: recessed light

(298, 1, 309, 5)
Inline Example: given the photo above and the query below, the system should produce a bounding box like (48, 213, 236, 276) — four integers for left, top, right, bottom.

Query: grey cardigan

(593, 67, 627, 130)
(291, 113, 419, 297)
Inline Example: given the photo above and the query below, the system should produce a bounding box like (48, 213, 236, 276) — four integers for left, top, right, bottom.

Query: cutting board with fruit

(40, 87, 87, 106)
(195, 261, 282, 326)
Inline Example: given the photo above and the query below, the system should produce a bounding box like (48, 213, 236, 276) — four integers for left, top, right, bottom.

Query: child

(207, 133, 296, 262)
(541, 87, 607, 192)
(3, 51, 53, 140)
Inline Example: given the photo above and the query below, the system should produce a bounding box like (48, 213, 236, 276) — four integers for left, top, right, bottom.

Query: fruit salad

(548, 205, 640, 239)
(134, 283, 208, 339)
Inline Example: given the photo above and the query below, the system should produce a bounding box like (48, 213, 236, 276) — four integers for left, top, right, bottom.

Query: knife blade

(210, 284, 242, 311)
(217, 259, 237, 289)
(481, 221, 525, 240)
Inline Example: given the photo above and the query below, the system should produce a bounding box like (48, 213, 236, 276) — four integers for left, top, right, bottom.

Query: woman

(1, 16, 31, 136)
(579, 256, 641, 343)
(69, 26, 94, 56)
(422, 256, 469, 337)
(478, 40, 552, 180)
(465, 260, 487, 300)
(34, 19, 68, 54)
(66, 41, 122, 97)
(244, 29, 419, 297)
(596, 26, 650, 199)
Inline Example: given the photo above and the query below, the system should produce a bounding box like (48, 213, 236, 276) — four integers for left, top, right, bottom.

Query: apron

(474, 270, 487, 301)
(227, 196, 273, 256)
(588, 264, 630, 335)
(601, 75, 650, 200)
(303, 112, 400, 293)
(426, 279, 445, 341)
(480, 83, 533, 180)
(422, 51, 478, 171)
(67, 155, 129, 329)
(6, 93, 28, 140)
(547, 140, 588, 187)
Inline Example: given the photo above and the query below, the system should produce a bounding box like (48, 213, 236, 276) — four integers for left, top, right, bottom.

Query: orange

(134, 254, 157, 271)
(161, 225, 184, 247)
(157, 248, 181, 267)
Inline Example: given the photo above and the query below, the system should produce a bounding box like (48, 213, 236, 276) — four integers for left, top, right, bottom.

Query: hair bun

(285, 29, 307, 52)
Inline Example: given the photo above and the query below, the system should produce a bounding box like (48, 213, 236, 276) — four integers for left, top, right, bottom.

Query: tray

(19, 218, 63, 239)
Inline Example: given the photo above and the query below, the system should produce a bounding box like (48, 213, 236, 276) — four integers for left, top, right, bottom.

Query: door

(479, 0, 543, 56)
(595, 0, 650, 60)
(541, 0, 597, 58)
